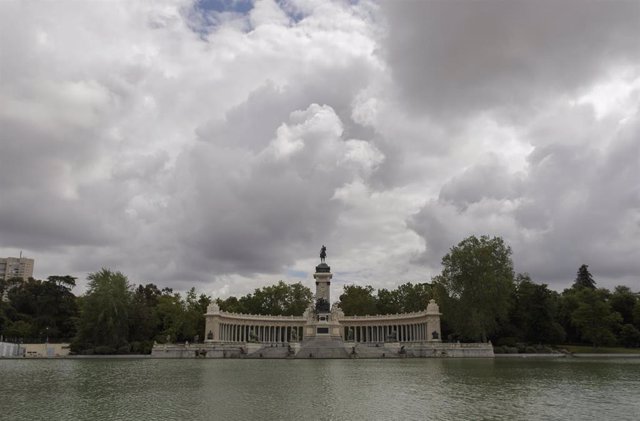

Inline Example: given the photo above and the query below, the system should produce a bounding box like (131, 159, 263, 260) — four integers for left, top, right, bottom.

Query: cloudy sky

(1, 0, 638, 298)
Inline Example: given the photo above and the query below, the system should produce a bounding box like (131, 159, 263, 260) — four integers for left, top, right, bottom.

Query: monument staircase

(297, 338, 350, 359)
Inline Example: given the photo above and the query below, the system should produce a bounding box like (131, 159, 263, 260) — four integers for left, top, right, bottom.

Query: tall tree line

(335, 238, 640, 349)
(1, 237, 639, 353)
(1, 269, 214, 354)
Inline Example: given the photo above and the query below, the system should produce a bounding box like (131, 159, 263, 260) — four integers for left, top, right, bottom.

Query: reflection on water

(1, 358, 639, 420)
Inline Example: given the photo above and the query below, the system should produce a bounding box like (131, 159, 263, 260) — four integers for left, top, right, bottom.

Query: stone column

(426, 299, 442, 342)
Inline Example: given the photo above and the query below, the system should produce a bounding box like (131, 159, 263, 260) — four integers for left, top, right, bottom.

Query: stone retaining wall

(151, 341, 494, 359)
(0, 341, 21, 357)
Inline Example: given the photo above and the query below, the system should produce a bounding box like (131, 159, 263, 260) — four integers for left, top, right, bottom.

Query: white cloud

(0, 0, 638, 298)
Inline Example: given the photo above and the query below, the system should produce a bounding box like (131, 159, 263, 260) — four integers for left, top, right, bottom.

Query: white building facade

(0, 256, 34, 281)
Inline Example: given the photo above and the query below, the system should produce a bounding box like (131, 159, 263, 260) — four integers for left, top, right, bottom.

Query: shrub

(620, 324, 640, 348)
(117, 344, 131, 354)
(131, 341, 154, 354)
(94, 346, 117, 354)
(496, 337, 518, 347)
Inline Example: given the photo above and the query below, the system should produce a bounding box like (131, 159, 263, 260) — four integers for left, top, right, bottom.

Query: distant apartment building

(0, 256, 34, 281)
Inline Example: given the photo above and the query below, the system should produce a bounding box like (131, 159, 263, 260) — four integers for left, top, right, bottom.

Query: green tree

(435, 235, 515, 342)
(620, 323, 640, 348)
(512, 274, 565, 344)
(129, 283, 161, 345)
(634, 300, 640, 330)
(2, 276, 78, 341)
(217, 281, 312, 316)
(376, 283, 432, 315)
(155, 291, 186, 343)
(73, 269, 132, 353)
(286, 282, 313, 316)
(395, 282, 432, 313)
(217, 296, 242, 313)
(48, 275, 76, 289)
(338, 285, 378, 316)
(609, 286, 638, 325)
(557, 288, 583, 343)
(574, 264, 596, 289)
(376, 288, 401, 314)
(0, 300, 8, 338)
(3, 320, 33, 339)
(619, 324, 640, 348)
(183, 287, 211, 342)
(571, 288, 622, 347)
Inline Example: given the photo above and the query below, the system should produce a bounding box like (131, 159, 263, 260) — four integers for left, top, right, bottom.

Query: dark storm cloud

(383, 0, 640, 118)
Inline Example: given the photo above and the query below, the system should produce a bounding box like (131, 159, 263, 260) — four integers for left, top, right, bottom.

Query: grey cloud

(383, 1, 640, 119)
(196, 58, 377, 152)
(410, 109, 640, 289)
(167, 104, 372, 279)
(439, 158, 523, 209)
(2, 0, 638, 296)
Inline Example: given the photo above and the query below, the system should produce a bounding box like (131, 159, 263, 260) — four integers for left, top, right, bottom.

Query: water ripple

(1, 358, 639, 420)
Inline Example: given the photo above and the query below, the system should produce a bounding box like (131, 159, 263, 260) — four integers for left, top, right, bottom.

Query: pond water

(1, 358, 639, 420)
